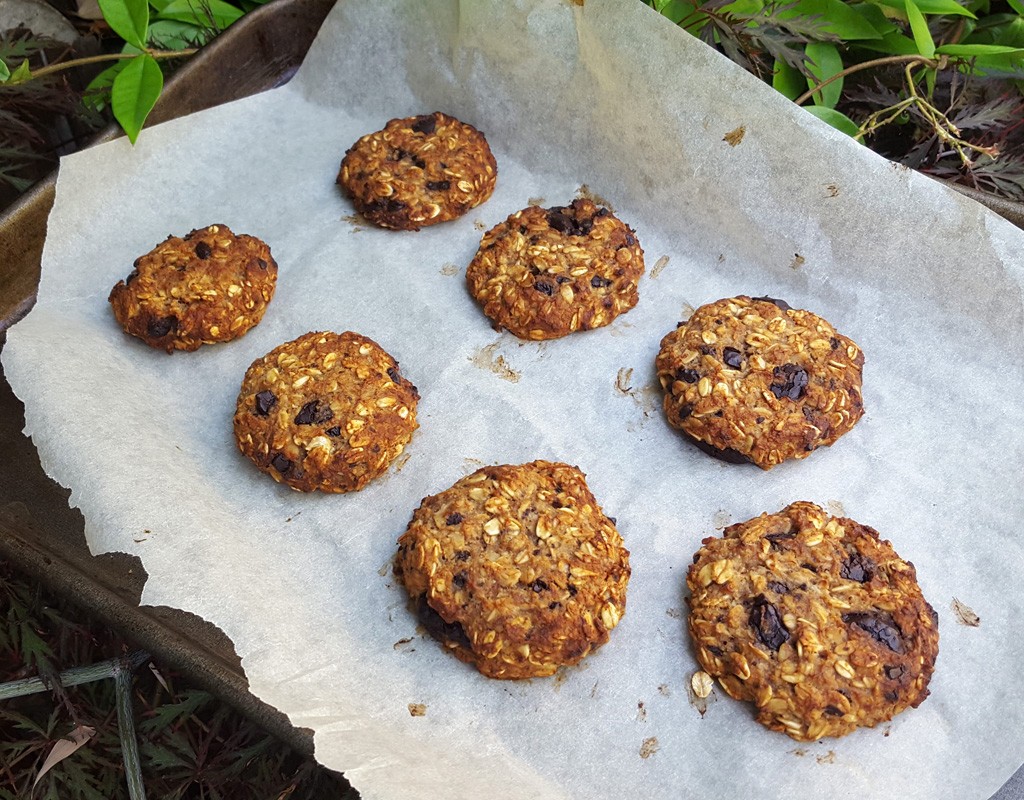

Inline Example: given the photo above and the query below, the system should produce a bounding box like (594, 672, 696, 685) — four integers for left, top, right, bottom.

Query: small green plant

(0, 0, 255, 143)
(649, 0, 1024, 199)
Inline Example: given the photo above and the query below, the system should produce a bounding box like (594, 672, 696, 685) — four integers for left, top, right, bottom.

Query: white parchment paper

(5, 0, 1024, 797)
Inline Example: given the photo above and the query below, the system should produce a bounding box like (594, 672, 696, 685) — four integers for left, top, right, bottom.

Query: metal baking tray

(0, 0, 334, 758)
(1, 1, 1022, 795)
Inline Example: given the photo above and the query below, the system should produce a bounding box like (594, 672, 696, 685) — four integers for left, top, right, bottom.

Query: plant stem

(0, 651, 149, 699)
(794, 54, 940, 106)
(114, 657, 147, 800)
(16, 49, 198, 83)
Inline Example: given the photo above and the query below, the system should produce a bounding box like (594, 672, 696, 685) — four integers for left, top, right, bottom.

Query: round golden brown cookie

(394, 460, 630, 679)
(233, 331, 419, 493)
(687, 501, 938, 741)
(655, 296, 864, 469)
(108, 225, 277, 353)
(465, 199, 644, 340)
(337, 112, 497, 230)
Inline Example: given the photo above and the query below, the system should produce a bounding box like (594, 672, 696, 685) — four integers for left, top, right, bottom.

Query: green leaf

(937, 42, 1024, 54)
(784, 0, 884, 38)
(848, 3, 899, 35)
(805, 42, 844, 108)
(1009, 0, 1024, 13)
(157, 0, 243, 28)
(111, 54, 163, 144)
(804, 105, 862, 138)
(719, 0, 764, 15)
(147, 19, 209, 49)
(83, 60, 128, 112)
(8, 59, 31, 84)
(0, 61, 9, 82)
(853, 30, 922, 53)
(869, 0, 976, 17)
(905, 0, 936, 56)
(98, 0, 149, 50)
(148, 0, 174, 11)
(772, 57, 806, 99)
(654, 0, 694, 23)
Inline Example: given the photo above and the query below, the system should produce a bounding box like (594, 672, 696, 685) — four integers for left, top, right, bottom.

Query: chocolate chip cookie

(109, 224, 277, 353)
(655, 296, 864, 468)
(394, 460, 630, 679)
(687, 501, 938, 741)
(338, 112, 497, 230)
(233, 331, 419, 493)
(465, 199, 644, 340)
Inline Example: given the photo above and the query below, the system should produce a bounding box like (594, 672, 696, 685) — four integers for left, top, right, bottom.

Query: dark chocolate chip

(766, 581, 789, 594)
(830, 337, 840, 350)
(755, 416, 765, 424)
(194, 241, 212, 259)
(387, 366, 401, 383)
(749, 595, 789, 651)
(125, 269, 139, 284)
(770, 363, 809, 400)
(884, 690, 899, 702)
(591, 276, 612, 288)
(764, 531, 796, 544)
(455, 549, 470, 561)
(366, 198, 407, 214)
(147, 316, 177, 338)
(706, 645, 725, 657)
(325, 426, 341, 437)
(411, 115, 437, 135)
(675, 368, 700, 384)
(824, 705, 843, 716)
(840, 552, 875, 583)
(677, 404, 694, 420)
(687, 435, 752, 464)
(534, 280, 554, 296)
(801, 563, 819, 573)
(531, 579, 549, 592)
(294, 400, 334, 426)
(884, 664, 906, 681)
(426, 180, 450, 191)
(257, 258, 268, 270)
(722, 347, 743, 369)
(412, 156, 426, 169)
(752, 295, 792, 311)
(555, 275, 571, 284)
(254, 390, 277, 417)
(843, 612, 905, 653)
(453, 571, 468, 588)
(607, 516, 617, 525)
(547, 209, 576, 234)
(416, 597, 470, 649)
(270, 453, 292, 474)
(548, 601, 560, 610)
(595, 207, 610, 217)
(625, 232, 637, 246)
(567, 584, 578, 596)
(446, 513, 464, 526)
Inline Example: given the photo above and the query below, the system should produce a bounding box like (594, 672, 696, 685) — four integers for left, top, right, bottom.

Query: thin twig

(794, 54, 940, 106)
(114, 657, 147, 800)
(0, 651, 148, 700)
(10, 49, 198, 84)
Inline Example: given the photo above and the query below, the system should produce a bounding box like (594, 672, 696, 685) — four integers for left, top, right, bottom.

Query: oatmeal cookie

(233, 331, 419, 493)
(655, 296, 864, 468)
(108, 224, 277, 353)
(394, 460, 630, 679)
(338, 112, 497, 230)
(687, 501, 938, 741)
(465, 199, 644, 340)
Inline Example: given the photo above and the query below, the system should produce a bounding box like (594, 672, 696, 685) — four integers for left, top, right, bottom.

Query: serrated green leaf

(804, 105, 862, 138)
(139, 689, 210, 733)
(147, 19, 209, 49)
(157, 0, 243, 29)
(111, 54, 163, 144)
(785, 0, 884, 38)
(805, 42, 844, 108)
(98, 0, 149, 50)
(870, 0, 976, 17)
(905, 0, 936, 56)
(937, 42, 1024, 53)
(772, 57, 807, 99)
(852, 30, 922, 53)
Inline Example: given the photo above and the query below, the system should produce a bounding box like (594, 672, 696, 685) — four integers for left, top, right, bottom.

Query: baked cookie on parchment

(465, 198, 644, 340)
(233, 331, 419, 493)
(655, 295, 864, 468)
(687, 501, 938, 741)
(394, 460, 630, 679)
(108, 224, 277, 353)
(338, 112, 497, 230)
